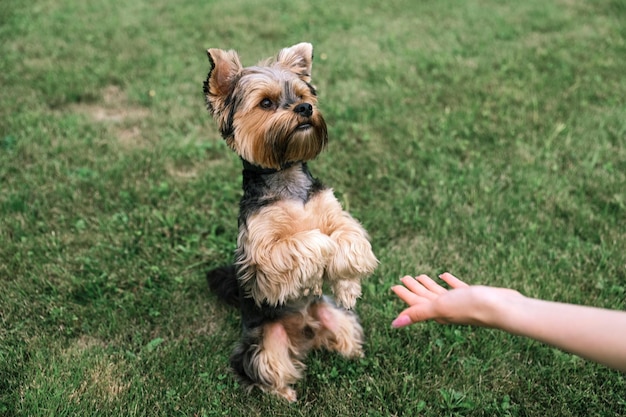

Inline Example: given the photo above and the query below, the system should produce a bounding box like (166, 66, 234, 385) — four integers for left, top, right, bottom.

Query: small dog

(203, 43, 378, 402)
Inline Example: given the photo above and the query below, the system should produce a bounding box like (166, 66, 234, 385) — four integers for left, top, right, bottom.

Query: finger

(391, 315, 412, 328)
(391, 285, 421, 306)
(400, 275, 439, 300)
(439, 272, 470, 289)
(392, 303, 437, 327)
(415, 274, 448, 295)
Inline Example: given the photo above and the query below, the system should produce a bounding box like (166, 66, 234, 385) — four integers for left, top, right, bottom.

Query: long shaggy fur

(204, 43, 377, 402)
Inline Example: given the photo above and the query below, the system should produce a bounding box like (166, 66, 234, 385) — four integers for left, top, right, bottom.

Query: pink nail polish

(392, 316, 411, 328)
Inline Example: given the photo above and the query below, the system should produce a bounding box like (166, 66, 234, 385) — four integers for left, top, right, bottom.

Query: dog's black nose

(294, 103, 313, 118)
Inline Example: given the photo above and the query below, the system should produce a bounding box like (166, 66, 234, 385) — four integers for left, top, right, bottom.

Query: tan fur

(253, 322, 303, 402)
(232, 86, 326, 168)
(274, 42, 313, 82)
(254, 299, 364, 401)
(309, 302, 364, 358)
(204, 43, 376, 401)
(205, 48, 243, 133)
(238, 188, 377, 308)
(237, 200, 336, 305)
(206, 43, 325, 169)
(307, 190, 379, 307)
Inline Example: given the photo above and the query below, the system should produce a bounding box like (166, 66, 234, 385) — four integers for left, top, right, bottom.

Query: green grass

(1, 0, 625, 415)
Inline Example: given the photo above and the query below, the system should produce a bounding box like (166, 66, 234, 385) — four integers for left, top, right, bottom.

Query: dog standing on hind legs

(203, 42, 378, 402)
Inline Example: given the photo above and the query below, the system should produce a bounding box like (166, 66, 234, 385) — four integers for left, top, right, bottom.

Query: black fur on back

(206, 265, 240, 308)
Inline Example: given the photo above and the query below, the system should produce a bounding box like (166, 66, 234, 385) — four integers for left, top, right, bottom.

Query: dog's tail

(207, 265, 240, 307)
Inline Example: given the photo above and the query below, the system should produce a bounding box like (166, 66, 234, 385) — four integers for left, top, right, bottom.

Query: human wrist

(488, 289, 527, 332)
(471, 287, 525, 329)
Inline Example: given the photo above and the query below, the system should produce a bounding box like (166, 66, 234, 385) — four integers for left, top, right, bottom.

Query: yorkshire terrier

(203, 42, 378, 402)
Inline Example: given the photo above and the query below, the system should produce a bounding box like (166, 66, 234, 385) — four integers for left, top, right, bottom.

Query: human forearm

(491, 295, 626, 372)
(392, 273, 626, 372)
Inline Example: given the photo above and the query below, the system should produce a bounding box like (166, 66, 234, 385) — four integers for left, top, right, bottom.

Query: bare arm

(392, 273, 626, 372)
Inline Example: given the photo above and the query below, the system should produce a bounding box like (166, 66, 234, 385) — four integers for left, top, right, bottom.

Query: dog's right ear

(204, 48, 242, 112)
(276, 42, 313, 83)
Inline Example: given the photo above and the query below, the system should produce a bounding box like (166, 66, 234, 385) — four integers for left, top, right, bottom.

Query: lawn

(1, 0, 625, 415)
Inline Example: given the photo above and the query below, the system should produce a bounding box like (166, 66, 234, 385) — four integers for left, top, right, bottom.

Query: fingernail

(392, 315, 411, 328)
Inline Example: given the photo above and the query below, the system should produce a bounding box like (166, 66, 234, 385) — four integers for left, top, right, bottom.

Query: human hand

(391, 272, 522, 328)
(392, 273, 626, 372)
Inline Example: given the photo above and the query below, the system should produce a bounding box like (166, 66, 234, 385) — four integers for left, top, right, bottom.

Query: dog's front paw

(296, 230, 336, 297)
(332, 280, 362, 310)
(247, 229, 336, 305)
(327, 232, 378, 281)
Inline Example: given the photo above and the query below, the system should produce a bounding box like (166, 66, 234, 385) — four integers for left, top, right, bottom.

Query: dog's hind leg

(231, 319, 308, 402)
(308, 297, 365, 358)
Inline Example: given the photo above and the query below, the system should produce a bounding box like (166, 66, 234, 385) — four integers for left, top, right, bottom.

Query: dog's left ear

(276, 42, 313, 83)
(204, 48, 243, 114)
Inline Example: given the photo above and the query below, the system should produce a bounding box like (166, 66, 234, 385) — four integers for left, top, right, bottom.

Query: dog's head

(204, 43, 328, 170)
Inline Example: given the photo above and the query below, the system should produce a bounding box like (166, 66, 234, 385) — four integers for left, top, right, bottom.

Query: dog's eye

(259, 98, 273, 109)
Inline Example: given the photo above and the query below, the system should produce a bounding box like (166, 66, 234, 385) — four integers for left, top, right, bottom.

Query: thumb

(392, 304, 437, 328)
